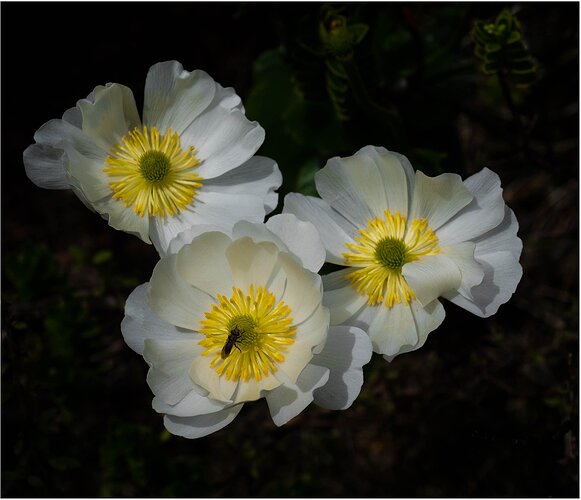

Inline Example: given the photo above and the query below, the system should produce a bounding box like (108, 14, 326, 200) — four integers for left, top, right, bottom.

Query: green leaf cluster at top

(471, 9, 537, 86)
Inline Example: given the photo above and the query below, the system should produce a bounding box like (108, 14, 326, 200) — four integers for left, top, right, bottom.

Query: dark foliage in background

(2, 2, 578, 497)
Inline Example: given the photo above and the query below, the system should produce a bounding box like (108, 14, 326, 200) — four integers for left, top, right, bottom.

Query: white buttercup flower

(284, 146, 523, 360)
(121, 215, 372, 438)
(24, 61, 282, 254)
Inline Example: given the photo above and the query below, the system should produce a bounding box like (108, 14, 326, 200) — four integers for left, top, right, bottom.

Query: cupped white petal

(164, 223, 232, 257)
(163, 405, 243, 439)
(409, 170, 473, 231)
(185, 189, 266, 228)
(77, 83, 141, 151)
(443, 206, 522, 317)
(364, 303, 418, 356)
(203, 155, 281, 214)
(98, 196, 151, 243)
(182, 106, 264, 179)
(266, 214, 326, 273)
(225, 238, 280, 293)
(277, 304, 329, 384)
(189, 355, 281, 404)
(444, 242, 485, 300)
(23, 144, 69, 190)
(402, 253, 462, 306)
(121, 283, 194, 355)
(175, 232, 234, 298)
(315, 155, 379, 226)
(278, 252, 324, 325)
(436, 168, 507, 246)
(143, 338, 201, 405)
(64, 147, 112, 203)
(444, 251, 522, 318)
(148, 254, 215, 330)
(355, 145, 415, 217)
(383, 299, 446, 361)
(143, 61, 216, 134)
(311, 325, 372, 410)
(152, 389, 227, 418)
(265, 364, 330, 427)
(33, 117, 106, 162)
(473, 207, 522, 260)
(232, 220, 288, 252)
(322, 269, 367, 325)
(283, 193, 357, 265)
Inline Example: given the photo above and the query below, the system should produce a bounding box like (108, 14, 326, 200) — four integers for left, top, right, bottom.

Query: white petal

(443, 206, 522, 317)
(188, 356, 239, 403)
(63, 147, 112, 203)
(322, 269, 367, 325)
(402, 253, 462, 306)
(266, 214, 326, 273)
(473, 207, 522, 260)
(148, 254, 215, 330)
(383, 299, 446, 361)
(265, 364, 329, 426)
(311, 325, 372, 409)
(98, 197, 151, 243)
(175, 231, 234, 297)
(278, 304, 329, 385)
(283, 193, 356, 265)
(231, 220, 288, 252)
(163, 405, 243, 439)
(143, 338, 201, 405)
(315, 155, 378, 226)
(152, 389, 227, 417)
(23, 143, 69, 189)
(143, 61, 216, 134)
(409, 170, 473, 231)
(121, 283, 194, 355)
(444, 251, 522, 318)
(164, 223, 232, 257)
(77, 83, 141, 151)
(182, 106, 264, 179)
(225, 238, 280, 292)
(444, 242, 485, 300)
(212, 83, 243, 111)
(436, 168, 506, 246)
(355, 145, 415, 216)
(365, 303, 418, 356)
(203, 155, 282, 214)
(278, 253, 324, 324)
(187, 189, 266, 227)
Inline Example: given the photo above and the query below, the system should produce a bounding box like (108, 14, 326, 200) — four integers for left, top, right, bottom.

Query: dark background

(2, 2, 578, 497)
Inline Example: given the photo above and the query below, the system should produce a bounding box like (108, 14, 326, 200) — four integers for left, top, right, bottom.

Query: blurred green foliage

(2, 2, 578, 497)
(472, 9, 538, 86)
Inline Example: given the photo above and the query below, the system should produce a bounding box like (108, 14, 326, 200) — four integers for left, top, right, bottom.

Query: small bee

(221, 327, 243, 359)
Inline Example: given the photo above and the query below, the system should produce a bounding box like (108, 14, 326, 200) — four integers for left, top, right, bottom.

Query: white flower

(121, 215, 372, 438)
(23, 61, 282, 254)
(284, 146, 523, 360)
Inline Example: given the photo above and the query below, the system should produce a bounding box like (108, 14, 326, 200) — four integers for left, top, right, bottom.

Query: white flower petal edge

(311, 325, 372, 410)
(23, 60, 281, 255)
(284, 145, 523, 359)
(120, 216, 373, 438)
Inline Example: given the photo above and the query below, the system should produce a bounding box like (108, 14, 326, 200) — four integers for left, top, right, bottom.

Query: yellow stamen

(104, 126, 203, 218)
(343, 210, 440, 308)
(199, 285, 296, 382)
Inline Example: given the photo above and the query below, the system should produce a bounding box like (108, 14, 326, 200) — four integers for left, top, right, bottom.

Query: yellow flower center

(199, 286, 296, 382)
(343, 210, 440, 308)
(104, 126, 203, 218)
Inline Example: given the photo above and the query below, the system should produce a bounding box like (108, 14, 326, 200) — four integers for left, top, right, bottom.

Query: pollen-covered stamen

(199, 286, 296, 382)
(104, 126, 203, 218)
(343, 209, 440, 308)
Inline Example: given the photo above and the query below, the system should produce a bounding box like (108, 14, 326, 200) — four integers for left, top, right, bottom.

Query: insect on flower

(221, 326, 243, 359)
